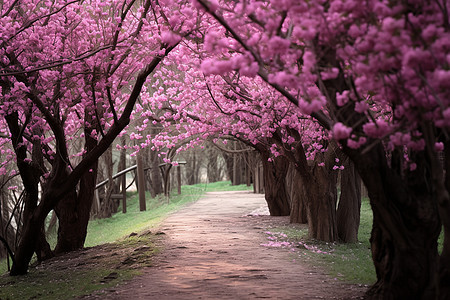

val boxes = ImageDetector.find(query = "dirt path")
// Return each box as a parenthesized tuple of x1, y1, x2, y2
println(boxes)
(89, 191, 366, 299)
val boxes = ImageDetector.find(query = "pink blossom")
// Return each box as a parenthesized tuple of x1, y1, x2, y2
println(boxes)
(332, 122, 352, 140)
(363, 120, 391, 138)
(354, 101, 369, 113)
(347, 137, 367, 149)
(435, 142, 444, 152)
(161, 31, 181, 46)
(269, 36, 291, 54)
(336, 90, 349, 106)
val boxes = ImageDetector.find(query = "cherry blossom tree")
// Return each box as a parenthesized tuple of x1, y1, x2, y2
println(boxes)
(192, 0, 450, 298)
(0, 0, 193, 275)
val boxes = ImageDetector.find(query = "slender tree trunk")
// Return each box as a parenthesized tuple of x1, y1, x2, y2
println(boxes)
(151, 149, 163, 196)
(137, 151, 147, 210)
(223, 151, 234, 184)
(118, 137, 127, 213)
(337, 158, 361, 243)
(98, 146, 118, 218)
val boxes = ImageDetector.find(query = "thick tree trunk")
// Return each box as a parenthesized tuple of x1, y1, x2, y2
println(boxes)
(438, 140, 450, 299)
(54, 125, 98, 253)
(345, 144, 440, 299)
(260, 151, 290, 216)
(10, 210, 44, 275)
(337, 158, 361, 243)
(53, 189, 85, 253)
(305, 161, 338, 242)
(286, 164, 307, 224)
(36, 225, 53, 261)
(288, 139, 338, 242)
(54, 161, 97, 253)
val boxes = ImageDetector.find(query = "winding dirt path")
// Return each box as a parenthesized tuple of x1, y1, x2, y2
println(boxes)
(92, 191, 366, 299)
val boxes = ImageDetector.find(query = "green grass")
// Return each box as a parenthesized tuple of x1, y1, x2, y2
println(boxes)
(204, 181, 254, 192)
(267, 197, 376, 285)
(85, 181, 251, 246)
(0, 263, 138, 300)
(85, 185, 202, 246)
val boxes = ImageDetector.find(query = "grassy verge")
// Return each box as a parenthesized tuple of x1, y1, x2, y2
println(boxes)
(262, 197, 376, 285)
(0, 181, 250, 299)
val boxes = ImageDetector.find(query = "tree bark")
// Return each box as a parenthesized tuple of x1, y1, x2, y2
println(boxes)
(304, 159, 338, 242)
(287, 164, 307, 224)
(260, 150, 290, 216)
(150, 149, 163, 196)
(9, 209, 44, 275)
(118, 137, 127, 213)
(98, 146, 118, 218)
(337, 158, 361, 243)
(53, 188, 86, 253)
(54, 146, 98, 253)
(286, 137, 338, 242)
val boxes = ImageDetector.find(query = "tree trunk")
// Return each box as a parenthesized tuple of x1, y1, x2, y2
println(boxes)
(337, 158, 361, 243)
(53, 189, 86, 253)
(10, 209, 44, 275)
(54, 160, 98, 254)
(36, 225, 53, 261)
(288, 138, 338, 242)
(438, 140, 450, 299)
(54, 125, 98, 253)
(223, 151, 234, 184)
(260, 151, 290, 216)
(304, 161, 338, 242)
(98, 146, 118, 218)
(118, 137, 127, 213)
(151, 149, 163, 196)
(287, 164, 307, 224)
(345, 144, 440, 299)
